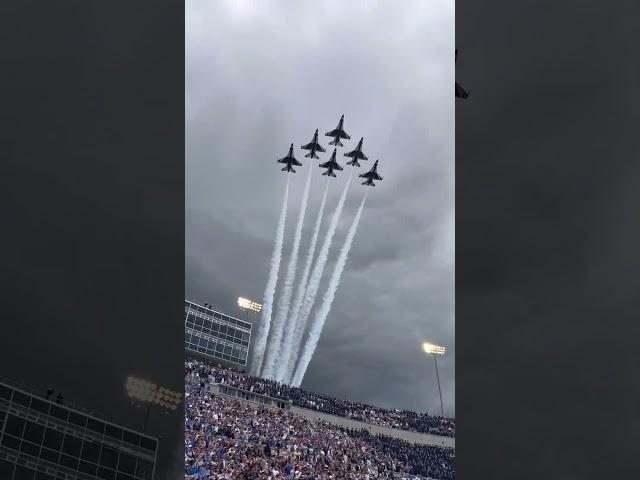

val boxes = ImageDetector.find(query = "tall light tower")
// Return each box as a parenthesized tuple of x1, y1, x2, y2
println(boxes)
(422, 342, 446, 417)
(125, 376, 182, 433)
(237, 296, 262, 323)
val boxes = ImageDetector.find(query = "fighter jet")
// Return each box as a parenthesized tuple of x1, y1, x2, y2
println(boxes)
(359, 160, 383, 187)
(344, 137, 368, 167)
(325, 114, 351, 147)
(277, 143, 302, 173)
(319, 148, 343, 177)
(301, 129, 326, 159)
(455, 49, 470, 99)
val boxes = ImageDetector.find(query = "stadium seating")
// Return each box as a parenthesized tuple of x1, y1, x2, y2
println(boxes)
(185, 358, 456, 479)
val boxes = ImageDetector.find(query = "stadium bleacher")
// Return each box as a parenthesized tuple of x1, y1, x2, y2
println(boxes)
(185, 358, 455, 479)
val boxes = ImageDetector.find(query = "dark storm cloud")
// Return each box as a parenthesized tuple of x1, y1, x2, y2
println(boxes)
(2, 2, 184, 478)
(456, 0, 640, 477)
(186, 0, 455, 415)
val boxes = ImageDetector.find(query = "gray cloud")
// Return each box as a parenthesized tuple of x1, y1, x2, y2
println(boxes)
(186, 0, 455, 415)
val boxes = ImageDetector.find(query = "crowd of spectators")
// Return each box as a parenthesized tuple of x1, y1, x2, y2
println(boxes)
(185, 359, 455, 438)
(340, 428, 455, 480)
(185, 381, 455, 480)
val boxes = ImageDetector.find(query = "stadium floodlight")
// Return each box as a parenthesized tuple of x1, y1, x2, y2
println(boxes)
(422, 342, 446, 417)
(237, 296, 262, 313)
(126, 376, 182, 432)
(422, 342, 446, 356)
(125, 377, 182, 410)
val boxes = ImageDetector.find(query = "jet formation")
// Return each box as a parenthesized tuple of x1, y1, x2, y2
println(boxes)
(275, 115, 383, 186)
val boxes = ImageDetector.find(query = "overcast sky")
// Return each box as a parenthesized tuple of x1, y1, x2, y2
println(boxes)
(186, 0, 455, 416)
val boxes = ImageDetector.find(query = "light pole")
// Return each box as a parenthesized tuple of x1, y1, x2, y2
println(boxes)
(125, 376, 183, 433)
(422, 342, 446, 417)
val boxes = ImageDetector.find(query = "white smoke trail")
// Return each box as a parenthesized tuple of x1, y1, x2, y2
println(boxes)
(275, 178, 330, 382)
(261, 167, 313, 379)
(286, 170, 353, 383)
(250, 176, 290, 376)
(292, 189, 368, 387)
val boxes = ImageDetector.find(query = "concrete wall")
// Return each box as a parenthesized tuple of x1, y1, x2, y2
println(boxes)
(209, 383, 292, 411)
(290, 406, 455, 449)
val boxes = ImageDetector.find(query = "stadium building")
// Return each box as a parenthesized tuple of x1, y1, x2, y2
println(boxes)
(0, 380, 158, 480)
(184, 299, 251, 367)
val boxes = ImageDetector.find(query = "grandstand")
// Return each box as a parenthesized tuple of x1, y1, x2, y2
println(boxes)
(185, 357, 455, 479)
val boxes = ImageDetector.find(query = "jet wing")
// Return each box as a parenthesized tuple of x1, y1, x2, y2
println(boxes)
(316, 144, 326, 152)
(301, 142, 314, 150)
(374, 173, 383, 180)
(339, 131, 351, 140)
(277, 157, 288, 164)
(292, 158, 302, 166)
(320, 160, 342, 170)
(325, 128, 340, 137)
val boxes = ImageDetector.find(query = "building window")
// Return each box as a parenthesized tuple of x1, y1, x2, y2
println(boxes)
(62, 434, 82, 457)
(100, 446, 119, 469)
(79, 460, 98, 476)
(117, 453, 136, 474)
(49, 405, 68, 421)
(122, 431, 140, 447)
(5, 414, 26, 437)
(140, 437, 157, 452)
(13, 465, 36, 480)
(60, 454, 79, 470)
(0, 460, 14, 478)
(69, 411, 87, 428)
(87, 418, 105, 435)
(23, 421, 45, 445)
(12, 391, 31, 407)
(1, 434, 20, 450)
(105, 424, 123, 441)
(29, 398, 50, 415)
(40, 447, 60, 463)
(81, 440, 101, 463)
(20, 439, 41, 457)
(97, 466, 116, 480)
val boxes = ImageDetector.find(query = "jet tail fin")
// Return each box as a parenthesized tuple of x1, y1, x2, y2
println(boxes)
(347, 159, 360, 167)
(305, 152, 319, 159)
(329, 139, 343, 147)
(282, 166, 296, 173)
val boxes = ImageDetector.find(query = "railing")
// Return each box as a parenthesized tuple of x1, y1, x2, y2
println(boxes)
(0, 376, 104, 420)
